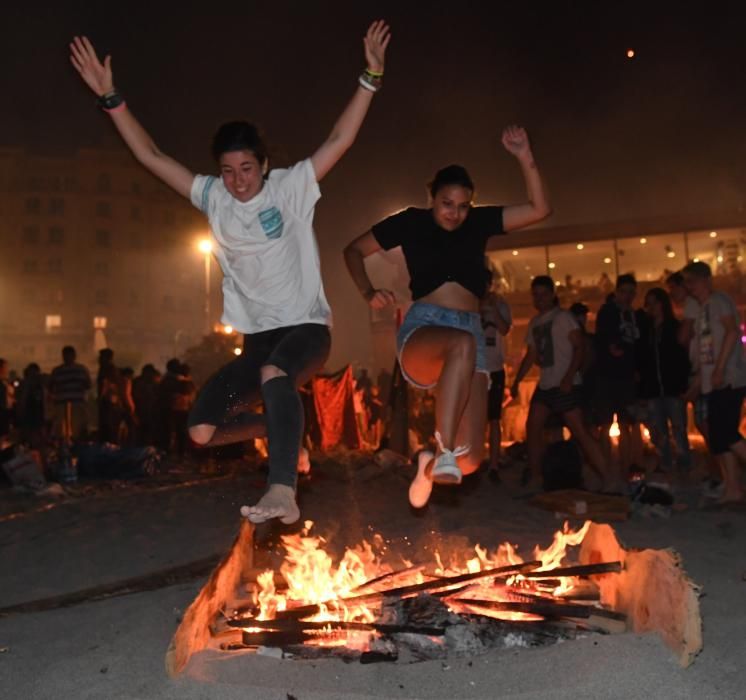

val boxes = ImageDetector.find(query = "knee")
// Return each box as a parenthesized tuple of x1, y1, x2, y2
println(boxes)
(260, 364, 288, 384)
(189, 423, 215, 446)
(445, 331, 476, 365)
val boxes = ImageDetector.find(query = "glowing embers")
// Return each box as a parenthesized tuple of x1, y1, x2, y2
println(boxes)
(223, 520, 624, 660)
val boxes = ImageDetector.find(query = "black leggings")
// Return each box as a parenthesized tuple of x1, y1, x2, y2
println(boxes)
(188, 323, 331, 486)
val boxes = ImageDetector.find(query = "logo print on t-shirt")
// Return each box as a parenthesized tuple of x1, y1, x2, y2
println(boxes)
(259, 207, 284, 240)
(532, 319, 555, 368)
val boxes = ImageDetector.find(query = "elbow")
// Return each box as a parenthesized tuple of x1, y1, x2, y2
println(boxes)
(535, 202, 553, 221)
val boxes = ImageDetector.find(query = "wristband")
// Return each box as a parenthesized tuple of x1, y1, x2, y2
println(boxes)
(97, 90, 125, 112)
(365, 68, 384, 78)
(358, 72, 381, 93)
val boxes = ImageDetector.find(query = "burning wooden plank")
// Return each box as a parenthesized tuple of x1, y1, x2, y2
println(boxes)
(579, 523, 702, 667)
(165, 519, 254, 677)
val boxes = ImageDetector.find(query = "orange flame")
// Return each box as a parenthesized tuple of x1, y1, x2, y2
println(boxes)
(250, 520, 595, 642)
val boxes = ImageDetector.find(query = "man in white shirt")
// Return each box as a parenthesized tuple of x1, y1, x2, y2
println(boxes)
(70, 22, 391, 524)
(684, 261, 746, 503)
(511, 276, 608, 489)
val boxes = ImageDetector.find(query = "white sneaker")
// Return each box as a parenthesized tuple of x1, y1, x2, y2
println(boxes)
(432, 451, 463, 484)
(431, 431, 469, 485)
(409, 450, 434, 508)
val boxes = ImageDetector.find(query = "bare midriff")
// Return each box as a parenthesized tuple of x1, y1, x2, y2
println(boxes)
(418, 281, 479, 313)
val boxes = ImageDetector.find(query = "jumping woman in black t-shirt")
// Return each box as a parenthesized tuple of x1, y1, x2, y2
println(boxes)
(344, 126, 551, 507)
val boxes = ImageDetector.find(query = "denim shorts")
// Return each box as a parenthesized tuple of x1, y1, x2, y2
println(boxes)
(396, 302, 488, 389)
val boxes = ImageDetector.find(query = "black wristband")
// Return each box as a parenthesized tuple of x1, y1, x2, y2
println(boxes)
(97, 90, 124, 111)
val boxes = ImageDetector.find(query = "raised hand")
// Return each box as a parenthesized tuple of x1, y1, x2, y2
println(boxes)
(363, 20, 391, 73)
(501, 125, 532, 160)
(70, 36, 113, 96)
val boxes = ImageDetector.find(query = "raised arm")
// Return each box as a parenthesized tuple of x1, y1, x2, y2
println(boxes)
(310, 21, 391, 182)
(500, 126, 552, 232)
(343, 231, 396, 309)
(69, 36, 194, 199)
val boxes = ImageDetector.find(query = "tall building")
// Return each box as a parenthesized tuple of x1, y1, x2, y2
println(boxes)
(0, 147, 217, 373)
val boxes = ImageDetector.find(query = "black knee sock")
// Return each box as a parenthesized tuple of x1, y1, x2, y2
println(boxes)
(261, 375, 303, 488)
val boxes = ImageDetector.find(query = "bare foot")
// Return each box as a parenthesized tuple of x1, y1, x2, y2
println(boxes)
(240, 484, 300, 524)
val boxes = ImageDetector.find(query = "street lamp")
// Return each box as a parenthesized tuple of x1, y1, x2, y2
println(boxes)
(197, 238, 213, 335)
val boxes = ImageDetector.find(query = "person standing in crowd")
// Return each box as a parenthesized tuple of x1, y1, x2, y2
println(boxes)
(638, 288, 692, 473)
(172, 363, 196, 459)
(510, 276, 608, 490)
(344, 125, 551, 508)
(132, 364, 160, 445)
(96, 348, 122, 443)
(593, 274, 644, 475)
(480, 273, 512, 477)
(156, 358, 183, 453)
(49, 346, 92, 441)
(71, 21, 391, 524)
(683, 262, 746, 503)
(118, 367, 137, 444)
(16, 363, 47, 448)
(0, 359, 16, 441)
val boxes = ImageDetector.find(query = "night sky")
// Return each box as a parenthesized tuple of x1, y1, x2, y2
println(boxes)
(3, 1, 746, 364)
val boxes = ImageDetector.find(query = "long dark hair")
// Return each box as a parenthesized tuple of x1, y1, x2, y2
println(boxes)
(645, 287, 674, 323)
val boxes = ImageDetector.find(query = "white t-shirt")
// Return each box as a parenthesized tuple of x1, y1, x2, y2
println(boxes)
(190, 159, 331, 334)
(526, 307, 581, 389)
(481, 297, 511, 372)
(692, 291, 746, 394)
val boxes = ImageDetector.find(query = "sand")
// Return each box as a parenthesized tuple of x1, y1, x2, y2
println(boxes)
(1, 452, 745, 699)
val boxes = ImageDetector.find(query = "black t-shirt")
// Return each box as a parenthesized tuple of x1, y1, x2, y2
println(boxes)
(371, 206, 504, 300)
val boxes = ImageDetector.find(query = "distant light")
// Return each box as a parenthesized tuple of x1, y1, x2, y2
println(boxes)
(512, 250, 519, 256)
(223, 325, 234, 335)
(555, 281, 561, 286)
(640, 238, 647, 244)
(626, 49, 635, 59)
(548, 262, 556, 269)
(717, 255, 724, 263)
(524, 265, 531, 270)
(576, 243, 584, 250)
(709, 231, 718, 238)
(693, 257, 700, 262)
(233, 347, 242, 356)
(604, 257, 612, 264)
(198, 238, 213, 254)
(667, 251, 676, 258)
(738, 256, 743, 262)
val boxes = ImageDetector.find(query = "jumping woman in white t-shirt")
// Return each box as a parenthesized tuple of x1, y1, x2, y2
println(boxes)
(344, 128, 551, 508)
(70, 21, 391, 524)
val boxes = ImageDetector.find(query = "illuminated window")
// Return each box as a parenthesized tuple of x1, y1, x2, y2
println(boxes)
(93, 316, 107, 329)
(45, 315, 62, 331)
